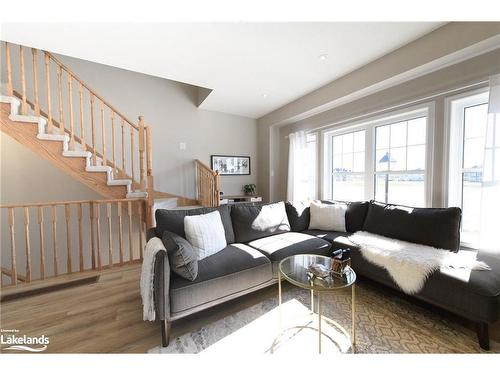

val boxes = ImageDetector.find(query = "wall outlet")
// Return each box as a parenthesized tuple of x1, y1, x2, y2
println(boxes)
(179, 142, 186, 150)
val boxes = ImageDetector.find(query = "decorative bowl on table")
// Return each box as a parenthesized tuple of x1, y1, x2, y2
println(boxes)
(307, 263, 330, 279)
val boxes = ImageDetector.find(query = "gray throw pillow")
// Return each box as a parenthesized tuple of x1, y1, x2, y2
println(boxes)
(161, 231, 198, 281)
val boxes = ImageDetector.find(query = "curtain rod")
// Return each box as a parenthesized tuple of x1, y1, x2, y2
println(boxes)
(284, 79, 489, 138)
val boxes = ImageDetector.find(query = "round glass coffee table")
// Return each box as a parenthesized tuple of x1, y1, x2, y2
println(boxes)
(278, 254, 356, 353)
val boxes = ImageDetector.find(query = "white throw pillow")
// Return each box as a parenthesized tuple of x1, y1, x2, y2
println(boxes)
(308, 201, 347, 232)
(184, 211, 227, 260)
(251, 201, 291, 233)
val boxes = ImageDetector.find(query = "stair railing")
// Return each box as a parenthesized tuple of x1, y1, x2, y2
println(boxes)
(3, 41, 154, 198)
(0, 198, 147, 287)
(195, 159, 220, 207)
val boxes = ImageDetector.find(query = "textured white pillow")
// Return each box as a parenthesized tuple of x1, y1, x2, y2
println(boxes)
(308, 201, 347, 232)
(251, 201, 291, 233)
(184, 211, 227, 260)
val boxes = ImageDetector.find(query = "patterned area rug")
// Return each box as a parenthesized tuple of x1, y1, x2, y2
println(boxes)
(149, 281, 499, 354)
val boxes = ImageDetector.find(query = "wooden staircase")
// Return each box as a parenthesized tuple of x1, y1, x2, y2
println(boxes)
(1, 96, 134, 199)
(0, 41, 218, 292)
(1, 42, 154, 200)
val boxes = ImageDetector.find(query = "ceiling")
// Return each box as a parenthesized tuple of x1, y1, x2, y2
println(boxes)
(2, 22, 443, 119)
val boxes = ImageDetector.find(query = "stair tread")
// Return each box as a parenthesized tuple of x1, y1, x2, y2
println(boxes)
(37, 133, 67, 141)
(63, 150, 92, 157)
(108, 179, 132, 186)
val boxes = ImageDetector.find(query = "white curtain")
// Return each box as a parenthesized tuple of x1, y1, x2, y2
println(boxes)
(479, 74, 500, 253)
(287, 130, 316, 202)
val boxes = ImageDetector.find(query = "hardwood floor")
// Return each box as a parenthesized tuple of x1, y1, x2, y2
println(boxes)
(1, 264, 499, 353)
(0, 264, 277, 353)
(1, 264, 157, 353)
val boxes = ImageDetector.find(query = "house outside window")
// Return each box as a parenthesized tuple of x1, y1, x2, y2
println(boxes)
(330, 130, 366, 201)
(374, 116, 427, 207)
(324, 105, 432, 207)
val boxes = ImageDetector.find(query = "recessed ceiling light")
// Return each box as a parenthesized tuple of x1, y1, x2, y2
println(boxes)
(262, 93, 268, 98)
(319, 54, 328, 61)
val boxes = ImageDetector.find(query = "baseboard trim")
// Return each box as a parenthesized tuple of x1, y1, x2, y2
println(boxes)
(1, 275, 100, 302)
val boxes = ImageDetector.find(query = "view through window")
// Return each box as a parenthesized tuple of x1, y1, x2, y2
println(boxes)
(462, 104, 488, 244)
(374, 117, 427, 207)
(331, 130, 365, 201)
(327, 108, 429, 207)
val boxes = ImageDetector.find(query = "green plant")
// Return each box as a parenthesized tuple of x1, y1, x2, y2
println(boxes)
(243, 183, 257, 195)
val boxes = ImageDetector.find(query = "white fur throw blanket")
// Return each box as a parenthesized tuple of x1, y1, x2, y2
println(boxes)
(140, 237, 166, 321)
(347, 231, 490, 294)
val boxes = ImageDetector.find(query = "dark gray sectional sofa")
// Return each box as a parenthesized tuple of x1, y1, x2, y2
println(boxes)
(148, 200, 500, 350)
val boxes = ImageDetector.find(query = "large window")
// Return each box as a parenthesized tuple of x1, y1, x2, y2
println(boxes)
(448, 91, 489, 246)
(331, 130, 365, 201)
(374, 117, 427, 207)
(326, 106, 430, 206)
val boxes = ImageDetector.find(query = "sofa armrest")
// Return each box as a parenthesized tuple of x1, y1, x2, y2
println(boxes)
(153, 250, 171, 320)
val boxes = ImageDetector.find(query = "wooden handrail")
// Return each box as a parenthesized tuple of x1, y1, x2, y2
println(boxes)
(195, 160, 220, 207)
(12, 89, 138, 184)
(45, 51, 139, 130)
(6, 41, 153, 188)
(195, 159, 218, 176)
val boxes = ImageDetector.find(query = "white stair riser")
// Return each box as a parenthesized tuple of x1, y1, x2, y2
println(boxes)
(2, 95, 146, 197)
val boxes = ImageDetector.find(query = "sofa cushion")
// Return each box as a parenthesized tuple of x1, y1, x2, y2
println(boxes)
(169, 244, 272, 314)
(231, 201, 291, 243)
(162, 231, 198, 281)
(302, 229, 348, 243)
(184, 210, 227, 260)
(321, 200, 369, 233)
(331, 236, 500, 322)
(285, 200, 368, 233)
(155, 205, 235, 244)
(285, 201, 310, 232)
(309, 200, 347, 231)
(247, 232, 331, 262)
(362, 201, 461, 251)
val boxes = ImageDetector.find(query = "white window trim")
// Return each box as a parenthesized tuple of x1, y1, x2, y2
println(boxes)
(443, 87, 489, 208)
(444, 88, 489, 248)
(322, 103, 434, 206)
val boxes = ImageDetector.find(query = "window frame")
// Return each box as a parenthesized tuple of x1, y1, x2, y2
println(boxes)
(444, 88, 489, 248)
(305, 132, 319, 200)
(323, 103, 434, 207)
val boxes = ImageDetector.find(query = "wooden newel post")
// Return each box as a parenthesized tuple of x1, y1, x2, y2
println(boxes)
(138, 116, 146, 191)
(145, 125, 154, 228)
(214, 171, 221, 207)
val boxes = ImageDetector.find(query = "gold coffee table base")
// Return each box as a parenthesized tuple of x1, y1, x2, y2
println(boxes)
(278, 255, 356, 354)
